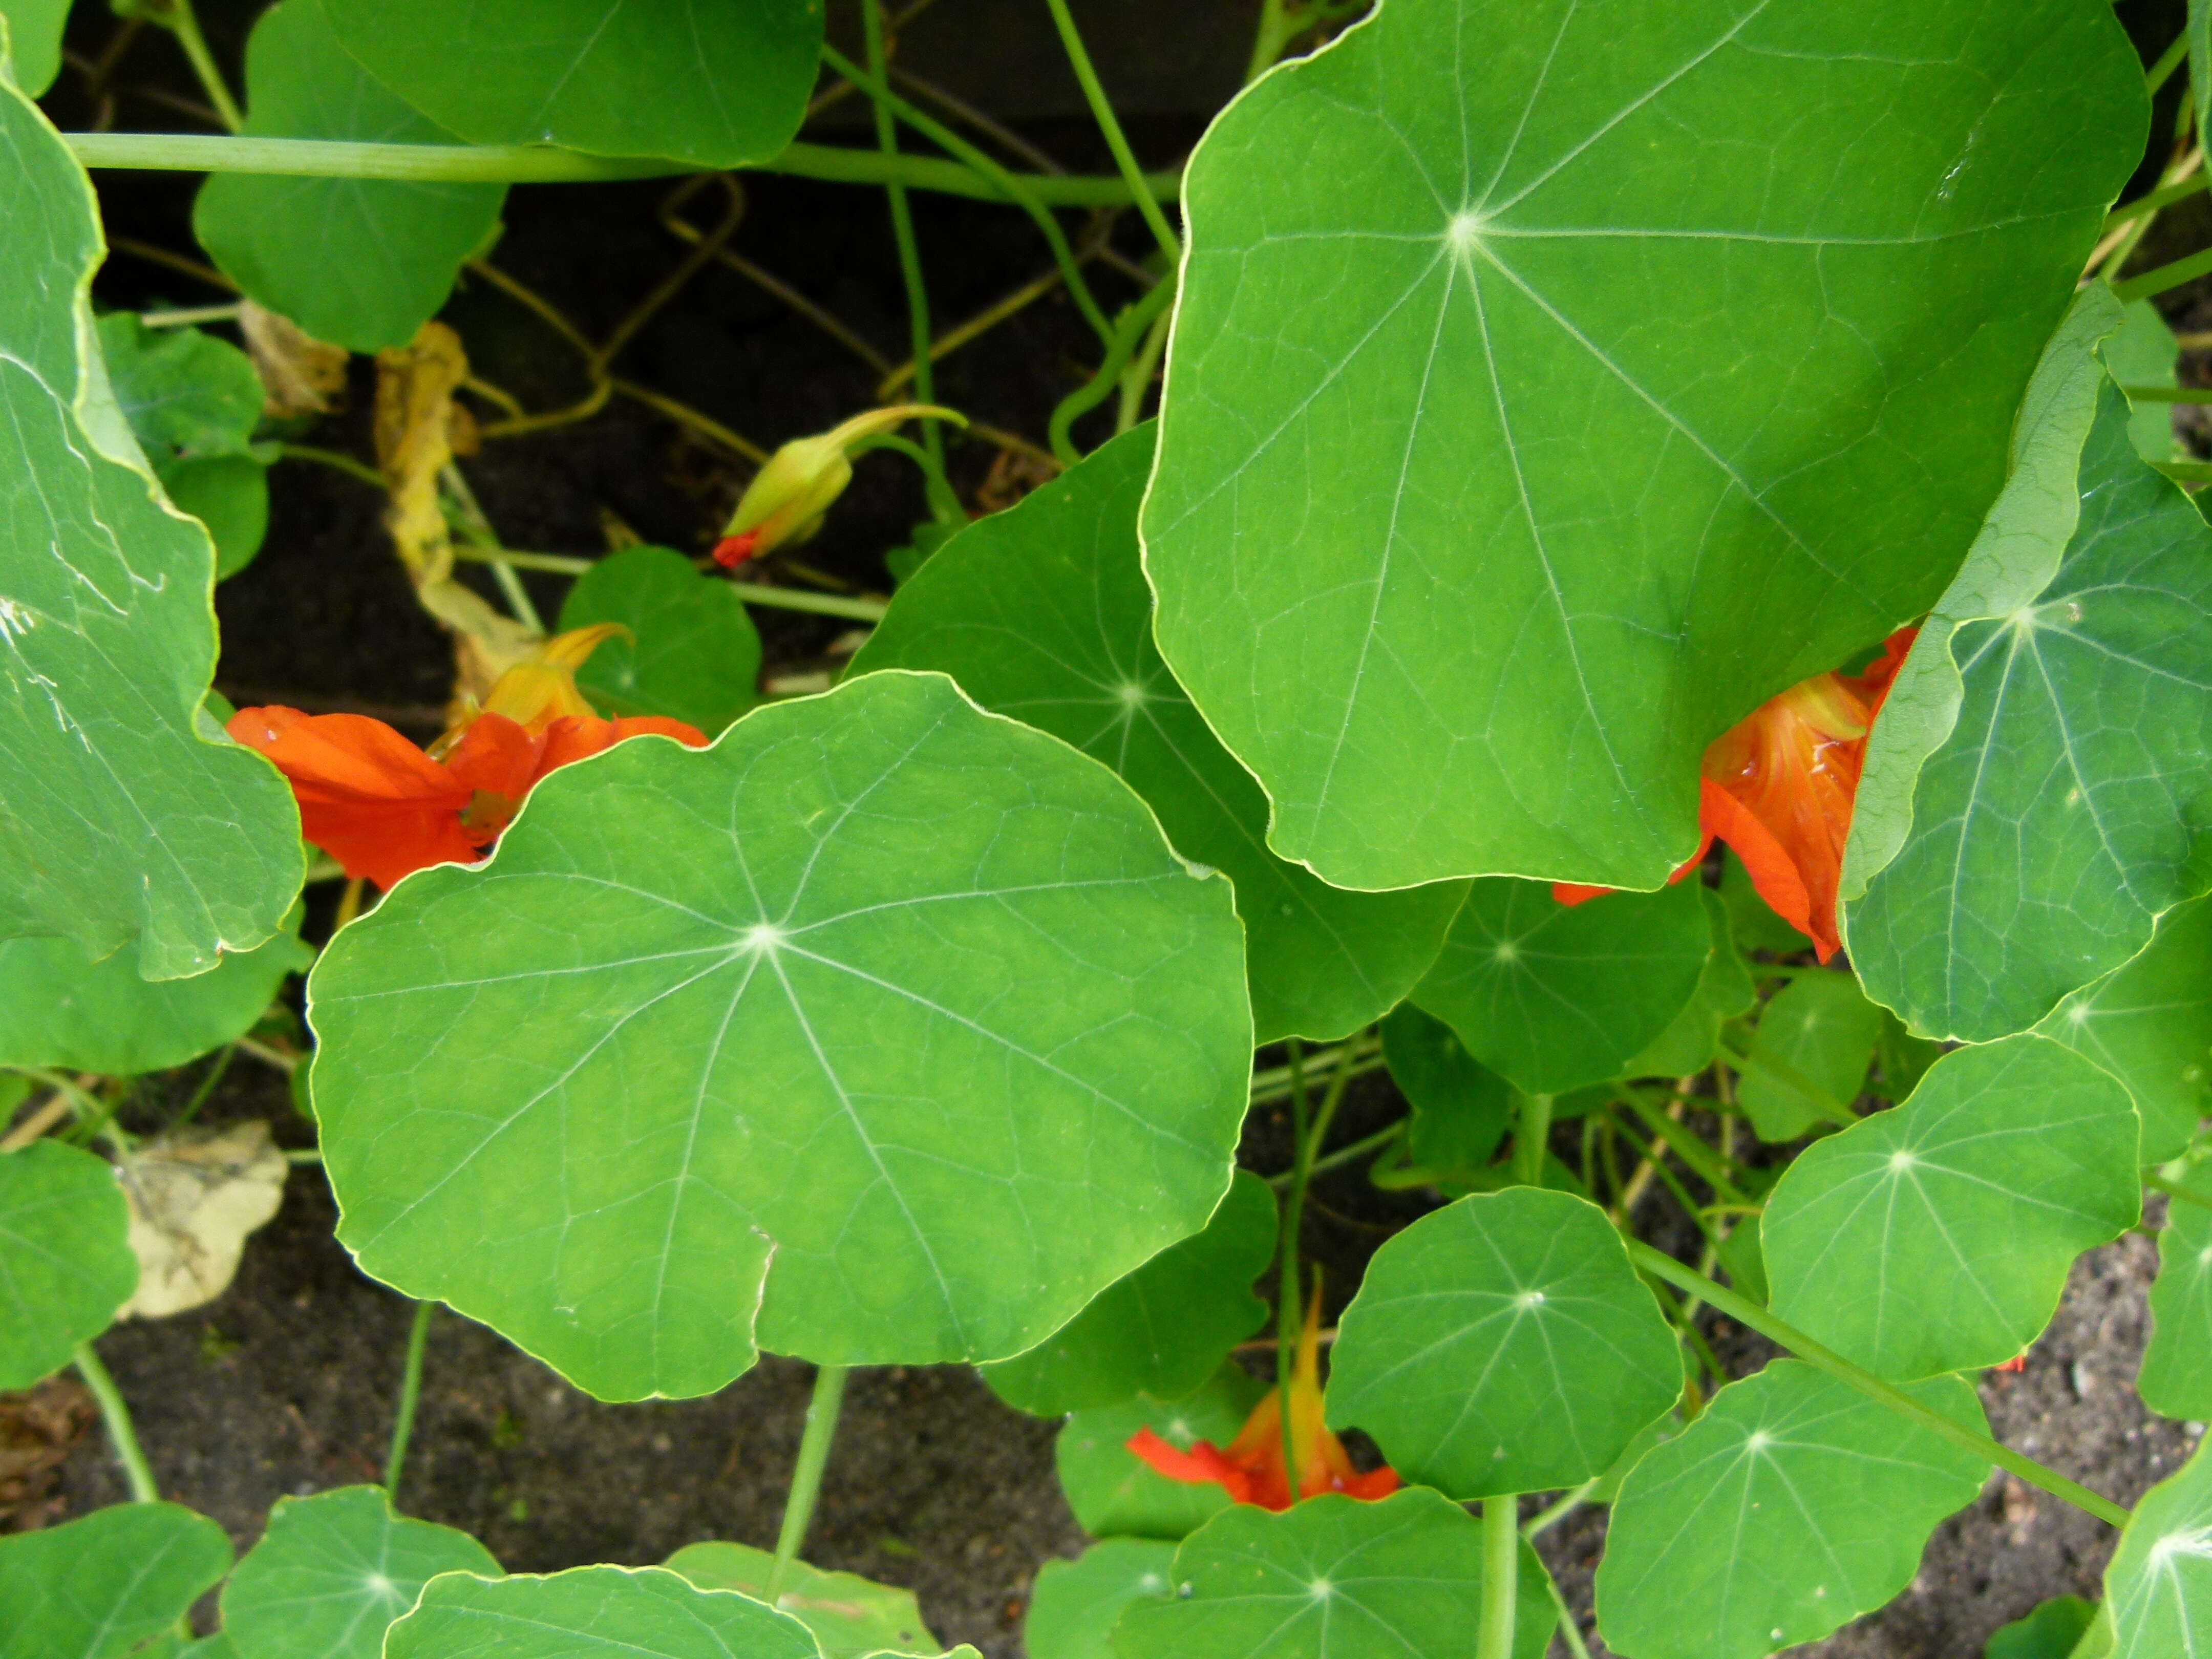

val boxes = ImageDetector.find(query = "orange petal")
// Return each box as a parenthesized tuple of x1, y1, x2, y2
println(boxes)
(1126, 1429, 1255, 1504)
(1698, 774, 1831, 958)
(1339, 1466, 1402, 1500)
(443, 711, 542, 801)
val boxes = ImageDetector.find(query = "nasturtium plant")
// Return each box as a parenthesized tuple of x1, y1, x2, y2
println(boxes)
(2104, 1435, 2212, 1659)
(2141, 1163, 2212, 1422)
(0, 1140, 138, 1389)
(1379, 1002, 1513, 1173)
(1734, 968, 1883, 1141)
(384, 1566, 818, 1659)
(0, 0, 67, 96)
(665, 1541, 941, 1659)
(559, 547, 763, 736)
(1024, 1539, 1177, 1659)
(0, 1501, 234, 1659)
(1623, 887, 1754, 1080)
(1056, 1368, 1267, 1541)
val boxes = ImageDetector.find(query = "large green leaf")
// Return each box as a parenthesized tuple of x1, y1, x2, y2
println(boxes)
(559, 548, 762, 736)
(665, 1541, 940, 1659)
(1624, 886, 1754, 1079)
(851, 427, 1465, 1044)
(1735, 970, 1884, 1141)
(384, 1566, 818, 1659)
(1594, 1362, 1989, 1659)
(981, 1168, 1274, 1416)
(0, 72, 302, 979)
(1763, 1035, 2138, 1379)
(1111, 1488, 1554, 1659)
(1325, 1187, 1679, 1496)
(1142, 0, 2142, 892)
(0, 1141, 138, 1389)
(1025, 1540, 1176, 1659)
(1056, 1366, 1266, 1541)
(0, 2, 67, 94)
(1410, 878, 1708, 1094)
(1844, 296, 2212, 1042)
(2105, 1434, 2212, 1658)
(2040, 895, 2212, 1164)
(221, 1486, 500, 1659)
(194, 0, 507, 352)
(0, 905, 309, 1074)
(322, 0, 823, 169)
(309, 670, 1251, 1401)
(2141, 1164, 2212, 1423)
(0, 1502, 235, 1659)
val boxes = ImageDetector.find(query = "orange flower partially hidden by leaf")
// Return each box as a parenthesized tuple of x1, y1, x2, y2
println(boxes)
(1551, 629, 1917, 962)
(1126, 1288, 1398, 1512)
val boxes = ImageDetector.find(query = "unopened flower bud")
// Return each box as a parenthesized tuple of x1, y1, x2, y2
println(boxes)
(713, 405, 961, 566)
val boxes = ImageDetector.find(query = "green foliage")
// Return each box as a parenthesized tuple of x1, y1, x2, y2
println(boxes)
(2141, 1164, 2212, 1422)
(1411, 878, 1709, 1094)
(665, 1541, 941, 1658)
(559, 548, 762, 735)
(0, 0, 67, 95)
(0, 1141, 138, 1389)
(2105, 1434, 2212, 1658)
(220, 1486, 500, 1659)
(1735, 970, 1883, 1141)
(0, 70, 302, 979)
(1718, 850, 1813, 959)
(1024, 1540, 1176, 1659)
(384, 1566, 817, 1659)
(322, 0, 824, 169)
(1326, 1188, 1681, 1497)
(310, 672, 1252, 1400)
(0, 1502, 234, 1659)
(1624, 887, 1755, 1079)
(195, 0, 507, 352)
(1986, 1596, 2099, 1659)
(852, 427, 1466, 1044)
(1763, 1036, 2139, 1379)
(2107, 300, 2181, 462)
(1380, 1003, 1513, 1172)
(982, 1169, 1275, 1416)
(1596, 1363, 1990, 1659)
(1055, 1367, 1264, 1540)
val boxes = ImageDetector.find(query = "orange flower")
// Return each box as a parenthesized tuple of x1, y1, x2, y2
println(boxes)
(230, 627, 708, 889)
(1126, 1288, 1398, 1512)
(1554, 629, 1917, 962)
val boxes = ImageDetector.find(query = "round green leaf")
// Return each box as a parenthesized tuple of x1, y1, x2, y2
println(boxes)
(1735, 969, 1884, 1141)
(97, 314, 265, 466)
(385, 1566, 817, 1659)
(982, 1168, 1275, 1416)
(2105, 1434, 2212, 1658)
(165, 456, 272, 582)
(194, 0, 507, 352)
(1986, 1596, 2100, 1659)
(2041, 895, 2212, 1164)
(0, 905, 310, 1074)
(1112, 1488, 1554, 1659)
(1623, 886, 1754, 1079)
(1410, 877, 1708, 1094)
(851, 426, 1466, 1044)
(309, 670, 1252, 1400)
(1056, 1366, 1266, 1541)
(1025, 1540, 1176, 1659)
(322, 0, 823, 169)
(1594, 1361, 1989, 1659)
(558, 548, 762, 735)
(2141, 1164, 2212, 1424)
(1381, 1002, 1512, 1173)
(1763, 1035, 2139, 1380)
(1, 1, 69, 95)
(0, 1502, 234, 1659)
(0, 1141, 138, 1389)
(1143, 0, 2142, 892)
(221, 1486, 500, 1659)
(0, 73, 303, 979)
(665, 1541, 940, 1659)
(1326, 1187, 1679, 1497)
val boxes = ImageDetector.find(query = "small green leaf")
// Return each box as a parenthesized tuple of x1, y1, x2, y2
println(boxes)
(982, 1169, 1275, 1417)
(165, 456, 271, 581)
(0, 1, 67, 94)
(1594, 1361, 1989, 1659)
(1763, 1035, 2139, 1379)
(321, 0, 824, 169)
(1735, 971, 1883, 1141)
(1411, 878, 1708, 1094)
(0, 1141, 138, 1389)
(851, 426, 1466, 1044)
(1326, 1188, 1680, 1498)
(97, 314, 265, 464)
(1025, 1540, 1177, 1659)
(385, 1566, 818, 1659)
(194, 0, 507, 352)
(1986, 1596, 2099, 1659)
(310, 671, 1252, 1400)
(222, 1486, 500, 1659)
(2107, 300, 2180, 463)
(0, 1502, 234, 1659)
(2105, 1433, 2212, 1657)
(2040, 895, 2212, 1163)
(1112, 1488, 1554, 1659)
(665, 1541, 941, 1659)
(1623, 887, 1754, 1079)
(1381, 1003, 1513, 1173)
(2141, 1164, 2212, 1423)
(0, 905, 310, 1074)
(1056, 1367, 1265, 1541)
(558, 548, 762, 736)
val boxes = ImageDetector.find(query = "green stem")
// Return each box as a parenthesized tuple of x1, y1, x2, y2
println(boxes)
(861, 4, 942, 472)
(1041, 0, 1180, 262)
(2153, 459, 2212, 485)
(1513, 1091, 1553, 1186)
(171, 1045, 234, 1132)
(1116, 300, 1173, 433)
(771, 1364, 850, 1599)
(152, 0, 245, 133)
(74, 1343, 158, 1503)
(1277, 1039, 1311, 1500)
(1273, 1118, 1405, 1186)
(1614, 1093, 1750, 1207)
(384, 1301, 435, 1499)
(279, 442, 385, 490)
(849, 433, 964, 524)
(440, 545, 893, 620)
(2149, 31, 2193, 96)
(1717, 1038, 1858, 1124)
(2147, 1171, 2212, 1214)
(2104, 171, 2210, 235)
(1049, 276, 1178, 462)
(2114, 245, 2212, 303)
(1477, 1495, 1520, 1659)
(64, 132, 1178, 205)
(141, 301, 245, 329)
(2119, 384, 2212, 403)
(1522, 1478, 1597, 1540)
(1624, 1240, 2132, 1528)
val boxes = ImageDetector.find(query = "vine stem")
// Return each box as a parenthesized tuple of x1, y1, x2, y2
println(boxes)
(1048, 275, 1177, 462)
(1477, 1495, 1520, 1659)
(1512, 1091, 1552, 1186)
(152, 0, 245, 133)
(74, 1343, 158, 1503)
(770, 1364, 850, 1600)
(1624, 1240, 2132, 1529)
(1277, 1040, 1311, 1498)
(860, 3, 942, 470)
(384, 1301, 435, 1499)
(1040, 0, 1180, 262)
